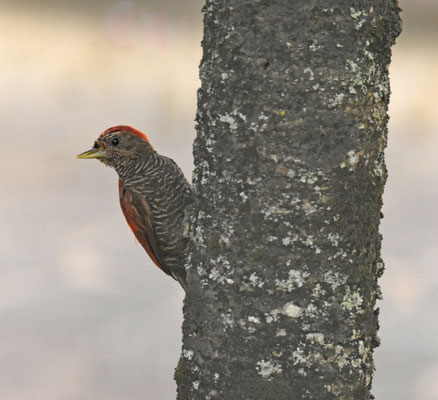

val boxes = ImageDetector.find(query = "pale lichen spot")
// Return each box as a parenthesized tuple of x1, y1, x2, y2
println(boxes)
(302, 200, 318, 215)
(205, 138, 216, 153)
(327, 232, 340, 247)
(324, 271, 347, 290)
(291, 347, 307, 366)
(256, 360, 283, 378)
(282, 302, 302, 318)
(328, 92, 345, 108)
(208, 267, 222, 282)
(306, 333, 325, 345)
(303, 67, 314, 81)
(258, 112, 269, 121)
(219, 114, 237, 132)
(373, 158, 385, 177)
(221, 312, 235, 328)
(265, 314, 274, 324)
(350, 8, 362, 19)
(239, 191, 248, 201)
(309, 42, 321, 52)
(312, 283, 326, 297)
(347, 150, 360, 166)
(358, 340, 366, 356)
(342, 287, 364, 311)
(287, 169, 296, 178)
(364, 49, 374, 60)
(350, 7, 371, 30)
(183, 349, 194, 360)
(276, 269, 309, 292)
(249, 273, 265, 288)
(196, 265, 207, 277)
(282, 235, 298, 246)
(265, 309, 280, 323)
(304, 236, 314, 247)
(305, 303, 318, 317)
(351, 329, 361, 340)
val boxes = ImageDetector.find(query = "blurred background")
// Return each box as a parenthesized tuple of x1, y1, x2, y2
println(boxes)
(0, 1, 436, 399)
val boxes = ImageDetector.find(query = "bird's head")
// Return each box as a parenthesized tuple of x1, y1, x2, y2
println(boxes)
(77, 125, 154, 168)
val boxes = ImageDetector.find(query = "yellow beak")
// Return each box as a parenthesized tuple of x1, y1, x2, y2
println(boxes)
(76, 147, 107, 159)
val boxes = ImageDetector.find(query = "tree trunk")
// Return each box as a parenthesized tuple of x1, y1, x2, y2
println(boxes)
(176, 1, 401, 399)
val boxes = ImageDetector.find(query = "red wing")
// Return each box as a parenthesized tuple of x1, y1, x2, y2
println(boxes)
(118, 180, 170, 276)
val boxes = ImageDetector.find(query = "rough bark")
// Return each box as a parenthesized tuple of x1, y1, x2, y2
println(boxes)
(176, 1, 401, 399)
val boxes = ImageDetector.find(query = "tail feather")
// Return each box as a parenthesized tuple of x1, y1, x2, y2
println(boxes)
(175, 274, 188, 293)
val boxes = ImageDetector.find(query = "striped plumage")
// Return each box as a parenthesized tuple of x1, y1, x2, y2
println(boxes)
(77, 125, 193, 291)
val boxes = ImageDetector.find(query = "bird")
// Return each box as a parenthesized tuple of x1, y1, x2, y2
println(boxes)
(77, 125, 193, 291)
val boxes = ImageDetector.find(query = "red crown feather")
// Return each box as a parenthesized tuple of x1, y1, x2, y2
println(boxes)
(99, 125, 149, 142)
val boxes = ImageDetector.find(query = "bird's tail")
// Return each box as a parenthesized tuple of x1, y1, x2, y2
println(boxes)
(175, 275, 188, 293)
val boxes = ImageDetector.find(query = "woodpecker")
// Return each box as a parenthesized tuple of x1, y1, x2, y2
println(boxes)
(77, 125, 193, 291)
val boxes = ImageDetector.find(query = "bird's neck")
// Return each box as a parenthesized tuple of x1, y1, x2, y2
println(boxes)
(115, 151, 160, 186)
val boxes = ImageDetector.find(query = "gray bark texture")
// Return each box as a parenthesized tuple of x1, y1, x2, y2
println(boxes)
(176, 1, 401, 399)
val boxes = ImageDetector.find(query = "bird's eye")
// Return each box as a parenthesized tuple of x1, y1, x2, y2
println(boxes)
(111, 137, 120, 146)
